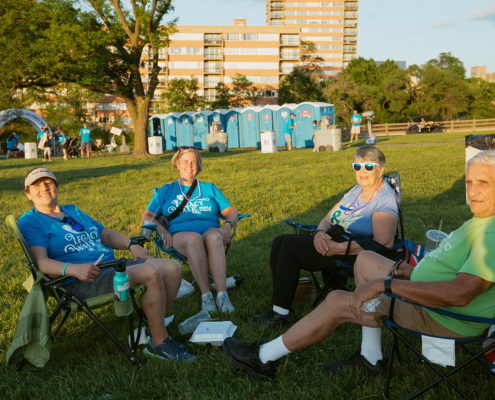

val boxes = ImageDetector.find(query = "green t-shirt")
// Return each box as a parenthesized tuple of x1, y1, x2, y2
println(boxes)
(410, 216, 495, 337)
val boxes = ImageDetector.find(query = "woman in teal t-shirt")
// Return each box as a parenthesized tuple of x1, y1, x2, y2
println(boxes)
(60, 129, 69, 160)
(141, 147, 239, 314)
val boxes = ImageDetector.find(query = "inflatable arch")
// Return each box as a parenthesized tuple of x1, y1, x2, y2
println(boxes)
(0, 109, 51, 133)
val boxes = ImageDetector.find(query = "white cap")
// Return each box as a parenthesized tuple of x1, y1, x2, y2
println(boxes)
(24, 168, 57, 189)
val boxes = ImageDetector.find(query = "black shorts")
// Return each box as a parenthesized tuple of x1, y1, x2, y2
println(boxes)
(62, 144, 68, 149)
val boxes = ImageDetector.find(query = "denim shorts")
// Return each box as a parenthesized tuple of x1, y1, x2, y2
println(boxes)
(64, 258, 147, 301)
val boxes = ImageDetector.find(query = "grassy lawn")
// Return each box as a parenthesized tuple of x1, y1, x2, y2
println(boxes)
(0, 141, 492, 400)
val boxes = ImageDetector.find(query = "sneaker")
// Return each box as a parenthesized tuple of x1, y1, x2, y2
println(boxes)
(143, 337, 195, 363)
(312, 149, 316, 152)
(145, 328, 184, 349)
(222, 338, 279, 381)
(216, 293, 235, 313)
(326, 349, 388, 377)
(252, 308, 297, 327)
(202, 292, 217, 314)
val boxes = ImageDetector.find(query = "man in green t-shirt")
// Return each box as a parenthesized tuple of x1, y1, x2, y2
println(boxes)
(222, 150, 495, 381)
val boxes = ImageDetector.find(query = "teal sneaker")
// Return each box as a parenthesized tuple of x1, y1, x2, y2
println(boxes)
(144, 337, 195, 363)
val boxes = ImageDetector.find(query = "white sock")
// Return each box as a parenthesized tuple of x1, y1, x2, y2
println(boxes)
(259, 335, 291, 364)
(360, 327, 383, 366)
(272, 305, 289, 316)
(217, 291, 228, 298)
(202, 292, 213, 301)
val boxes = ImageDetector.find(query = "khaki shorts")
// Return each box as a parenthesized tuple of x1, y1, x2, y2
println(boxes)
(368, 294, 470, 338)
(351, 126, 361, 134)
(43, 147, 51, 155)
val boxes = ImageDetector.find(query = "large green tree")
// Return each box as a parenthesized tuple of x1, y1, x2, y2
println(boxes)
(0, 0, 177, 157)
(161, 77, 205, 112)
(426, 52, 466, 79)
(211, 75, 262, 109)
(278, 67, 324, 105)
(299, 40, 324, 74)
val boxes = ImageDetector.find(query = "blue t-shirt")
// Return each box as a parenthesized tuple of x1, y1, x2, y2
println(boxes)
(80, 128, 92, 142)
(37, 131, 44, 140)
(351, 115, 362, 127)
(18, 205, 116, 285)
(54, 132, 62, 143)
(329, 182, 398, 237)
(283, 118, 295, 135)
(61, 134, 69, 145)
(146, 181, 232, 235)
(6, 135, 19, 150)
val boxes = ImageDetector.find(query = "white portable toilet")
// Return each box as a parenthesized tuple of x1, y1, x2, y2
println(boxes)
(260, 131, 277, 153)
(148, 136, 163, 155)
(24, 142, 38, 159)
(314, 115, 341, 152)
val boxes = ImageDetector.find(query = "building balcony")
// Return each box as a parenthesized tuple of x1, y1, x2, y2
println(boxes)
(204, 81, 220, 88)
(270, 12, 283, 18)
(344, 46, 356, 53)
(271, 3, 283, 9)
(280, 53, 299, 60)
(280, 39, 299, 46)
(204, 38, 223, 46)
(345, 3, 358, 9)
(204, 95, 217, 102)
(81, 108, 95, 114)
(280, 67, 295, 74)
(157, 81, 167, 88)
(204, 67, 222, 74)
(344, 29, 357, 36)
(204, 52, 223, 60)
(345, 22, 358, 28)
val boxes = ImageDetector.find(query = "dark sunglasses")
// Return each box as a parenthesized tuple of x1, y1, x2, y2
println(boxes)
(352, 162, 380, 172)
(179, 146, 199, 150)
(61, 216, 85, 232)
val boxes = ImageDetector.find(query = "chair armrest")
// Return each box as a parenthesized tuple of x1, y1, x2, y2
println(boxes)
(384, 293, 495, 326)
(284, 220, 318, 235)
(230, 214, 252, 241)
(130, 235, 149, 246)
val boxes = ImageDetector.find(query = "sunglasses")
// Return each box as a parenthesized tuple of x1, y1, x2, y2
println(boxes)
(352, 163, 380, 172)
(179, 146, 199, 150)
(61, 216, 85, 232)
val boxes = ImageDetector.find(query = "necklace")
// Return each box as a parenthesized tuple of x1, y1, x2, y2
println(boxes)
(178, 179, 201, 200)
(344, 180, 383, 216)
(35, 207, 85, 231)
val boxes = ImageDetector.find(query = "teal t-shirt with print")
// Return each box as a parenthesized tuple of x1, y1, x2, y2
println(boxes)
(411, 216, 495, 336)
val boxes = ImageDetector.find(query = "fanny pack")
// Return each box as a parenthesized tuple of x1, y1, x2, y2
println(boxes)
(157, 180, 198, 229)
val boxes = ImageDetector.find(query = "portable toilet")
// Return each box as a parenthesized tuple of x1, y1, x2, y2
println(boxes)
(178, 112, 195, 147)
(149, 114, 167, 150)
(276, 104, 298, 147)
(294, 102, 335, 148)
(193, 110, 211, 149)
(259, 108, 275, 133)
(164, 112, 181, 150)
(209, 109, 229, 133)
(225, 108, 243, 148)
(241, 106, 263, 148)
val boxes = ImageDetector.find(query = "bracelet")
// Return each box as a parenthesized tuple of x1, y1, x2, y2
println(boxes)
(62, 263, 69, 277)
(384, 276, 393, 294)
(312, 229, 324, 238)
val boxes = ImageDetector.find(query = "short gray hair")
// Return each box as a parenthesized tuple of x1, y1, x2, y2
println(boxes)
(466, 150, 495, 172)
(353, 146, 386, 167)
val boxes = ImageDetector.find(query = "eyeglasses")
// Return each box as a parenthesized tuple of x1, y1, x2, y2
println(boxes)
(352, 163, 380, 172)
(61, 216, 85, 232)
(179, 146, 199, 150)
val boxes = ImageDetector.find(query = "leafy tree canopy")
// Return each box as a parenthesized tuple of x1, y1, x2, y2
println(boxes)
(425, 52, 466, 79)
(211, 75, 262, 109)
(161, 77, 205, 113)
(278, 67, 324, 105)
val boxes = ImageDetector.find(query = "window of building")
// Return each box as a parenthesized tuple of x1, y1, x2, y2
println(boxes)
(260, 90, 278, 98)
(345, 12, 358, 18)
(168, 61, 203, 69)
(205, 34, 221, 39)
(344, 29, 357, 35)
(169, 47, 203, 55)
(96, 103, 127, 110)
(119, 117, 133, 124)
(344, 46, 356, 52)
(158, 48, 167, 58)
(169, 33, 203, 41)
(270, 20, 283, 25)
(224, 62, 279, 70)
(343, 54, 357, 61)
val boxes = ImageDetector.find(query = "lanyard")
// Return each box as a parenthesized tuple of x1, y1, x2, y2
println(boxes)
(35, 207, 83, 228)
(177, 179, 201, 201)
(344, 180, 383, 216)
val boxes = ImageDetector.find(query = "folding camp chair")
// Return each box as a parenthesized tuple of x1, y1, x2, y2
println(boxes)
(285, 173, 405, 306)
(6, 215, 148, 371)
(382, 293, 495, 399)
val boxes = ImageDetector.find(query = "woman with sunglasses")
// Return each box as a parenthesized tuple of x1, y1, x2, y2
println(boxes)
(253, 146, 398, 326)
(141, 147, 239, 314)
(18, 168, 196, 363)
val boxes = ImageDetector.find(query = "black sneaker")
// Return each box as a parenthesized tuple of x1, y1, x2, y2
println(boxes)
(252, 308, 297, 327)
(222, 337, 279, 381)
(326, 349, 388, 377)
(144, 337, 195, 363)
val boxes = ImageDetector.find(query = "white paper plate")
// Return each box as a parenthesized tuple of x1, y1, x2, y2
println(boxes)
(189, 321, 237, 346)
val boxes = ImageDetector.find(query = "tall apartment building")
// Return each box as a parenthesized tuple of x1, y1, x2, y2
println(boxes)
(471, 66, 495, 83)
(266, 0, 358, 75)
(146, 20, 301, 110)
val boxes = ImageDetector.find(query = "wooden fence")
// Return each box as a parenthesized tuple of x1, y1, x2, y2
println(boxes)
(342, 118, 495, 137)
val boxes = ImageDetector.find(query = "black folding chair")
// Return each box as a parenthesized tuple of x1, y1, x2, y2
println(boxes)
(6, 215, 149, 371)
(382, 293, 495, 399)
(285, 172, 405, 306)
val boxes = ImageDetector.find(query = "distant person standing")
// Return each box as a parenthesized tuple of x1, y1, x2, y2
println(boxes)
(42, 128, 52, 162)
(54, 125, 62, 157)
(37, 125, 48, 145)
(79, 123, 92, 159)
(154, 126, 161, 137)
(283, 113, 297, 151)
(60, 129, 69, 160)
(6, 131, 19, 159)
(350, 110, 362, 144)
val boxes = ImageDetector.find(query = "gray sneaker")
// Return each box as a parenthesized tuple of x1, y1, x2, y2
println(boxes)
(216, 293, 235, 313)
(202, 292, 217, 313)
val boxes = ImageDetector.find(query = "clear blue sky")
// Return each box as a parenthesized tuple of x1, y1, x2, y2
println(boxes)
(164, 0, 495, 74)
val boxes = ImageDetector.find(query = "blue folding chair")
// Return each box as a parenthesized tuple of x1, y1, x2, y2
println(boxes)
(382, 293, 495, 399)
(285, 173, 406, 306)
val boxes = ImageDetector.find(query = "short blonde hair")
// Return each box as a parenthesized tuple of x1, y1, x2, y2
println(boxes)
(171, 148, 203, 174)
(466, 150, 495, 172)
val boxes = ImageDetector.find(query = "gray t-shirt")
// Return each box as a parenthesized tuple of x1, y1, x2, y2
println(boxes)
(329, 182, 398, 237)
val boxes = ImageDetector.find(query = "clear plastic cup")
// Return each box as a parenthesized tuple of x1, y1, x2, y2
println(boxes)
(178, 311, 211, 335)
(425, 230, 448, 254)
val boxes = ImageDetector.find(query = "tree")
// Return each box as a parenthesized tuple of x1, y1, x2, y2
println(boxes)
(426, 52, 466, 79)
(161, 77, 205, 112)
(278, 67, 324, 105)
(465, 78, 495, 119)
(299, 40, 324, 74)
(0, 0, 177, 157)
(211, 74, 262, 109)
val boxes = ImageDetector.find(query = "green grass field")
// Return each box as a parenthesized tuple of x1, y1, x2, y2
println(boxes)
(1, 131, 493, 399)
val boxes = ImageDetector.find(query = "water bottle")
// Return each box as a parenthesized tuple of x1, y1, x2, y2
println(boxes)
(141, 219, 156, 240)
(210, 275, 244, 291)
(114, 260, 130, 302)
(178, 311, 211, 335)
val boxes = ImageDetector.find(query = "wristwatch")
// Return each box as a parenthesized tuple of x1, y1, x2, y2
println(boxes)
(128, 238, 140, 251)
(224, 221, 233, 228)
(384, 276, 393, 294)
